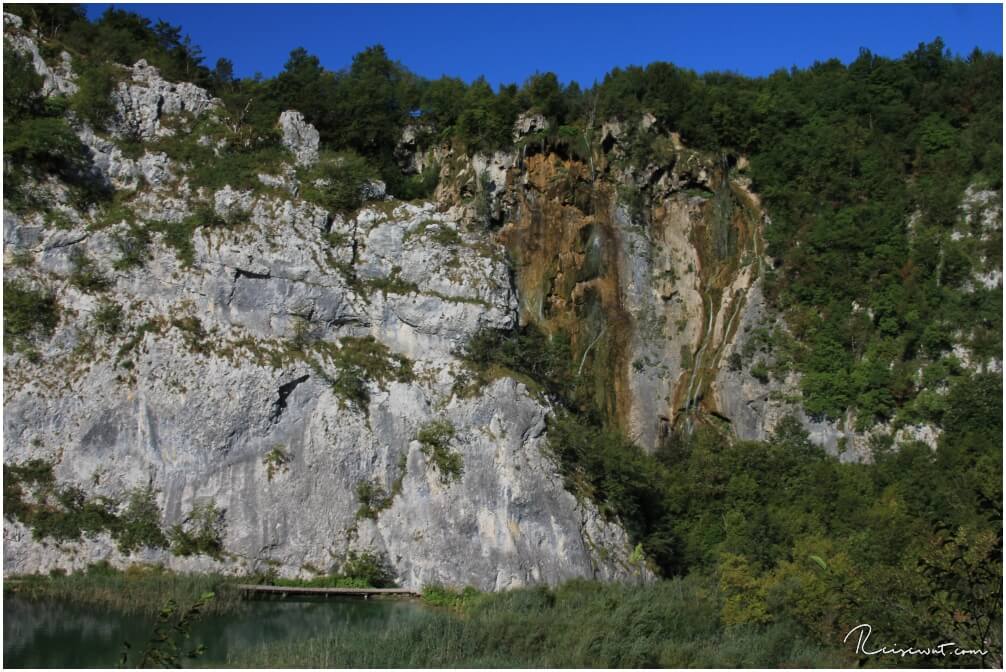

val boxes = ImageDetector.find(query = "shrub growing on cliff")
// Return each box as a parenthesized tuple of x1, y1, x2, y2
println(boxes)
(3, 47, 98, 208)
(354, 480, 392, 520)
(263, 446, 290, 481)
(3, 280, 60, 353)
(69, 248, 112, 292)
(319, 336, 414, 412)
(456, 324, 582, 409)
(92, 300, 124, 336)
(546, 410, 676, 572)
(3, 46, 44, 120)
(299, 151, 376, 214)
(3, 459, 121, 543)
(270, 550, 397, 589)
(114, 486, 168, 553)
(148, 217, 198, 267)
(111, 223, 151, 269)
(416, 420, 463, 483)
(338, 549, 396, 588)
(4, 115, 88, 176)
(168, 502, 226, 560)
(70, 58, 119, 129)
(3, 459, 56, 522)
(392, 160, 440, 201)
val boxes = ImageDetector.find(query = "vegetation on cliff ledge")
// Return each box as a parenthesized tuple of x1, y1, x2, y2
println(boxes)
(6, 4, 1000, 429)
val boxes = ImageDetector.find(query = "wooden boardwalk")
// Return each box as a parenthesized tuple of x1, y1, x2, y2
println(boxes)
(234, 584, 418, 598)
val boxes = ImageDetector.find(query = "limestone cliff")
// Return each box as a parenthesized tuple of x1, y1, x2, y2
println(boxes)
(4, 15, 1001, 583)
(416, 108, 1001, 462)
(3, 20, 642, 586)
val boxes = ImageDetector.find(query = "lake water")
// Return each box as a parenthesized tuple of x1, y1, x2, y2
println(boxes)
(4, 593, 428, 668)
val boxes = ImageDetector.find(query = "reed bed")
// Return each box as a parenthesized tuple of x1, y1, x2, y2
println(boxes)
(226, 576, 850, 668)
(4, 562, 245, 616)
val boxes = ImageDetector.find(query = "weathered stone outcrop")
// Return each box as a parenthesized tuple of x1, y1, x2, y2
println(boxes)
(4, 13, 77, 97)
(279, 110, 320, 167)
(109, 59, 220, 140)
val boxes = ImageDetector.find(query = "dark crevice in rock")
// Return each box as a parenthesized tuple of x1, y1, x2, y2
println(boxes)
(647, 166, 666, 187)
(44, 233, 89, 250)
(234, 268, 271, 280)
(270, 374, 309, 423)
(707, 410, 732, 424)
(601, 132, 617, 155)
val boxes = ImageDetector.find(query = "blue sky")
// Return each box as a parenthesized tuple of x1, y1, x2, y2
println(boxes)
(85, 4, 1003, 86)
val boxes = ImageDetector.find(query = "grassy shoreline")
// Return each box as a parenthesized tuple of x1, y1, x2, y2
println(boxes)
(225, 577, 852, 668)
(4, 562, 246, 616)
(5, 564, 852, 667)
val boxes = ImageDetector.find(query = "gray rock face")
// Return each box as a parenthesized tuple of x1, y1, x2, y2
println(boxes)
(3, 185, 642, 586)
(4, 12, 77, 97)
(110, 59, 220, 140)
(278, 110, 320, 167)
(512, 112, 550, 140)
(76, 125, 176, 191)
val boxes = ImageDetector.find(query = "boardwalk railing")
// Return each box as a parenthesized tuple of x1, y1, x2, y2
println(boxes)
(233, 584, 419, 598)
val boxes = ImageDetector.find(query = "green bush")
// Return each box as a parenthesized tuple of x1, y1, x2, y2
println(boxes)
(70, 58, 118, 129)
(3, 116, 88, 174)
(148, 116, 290, 191)
(456, 324, 582, 409)
(338, 550, 396, 588)
(92, 300, 124, 335)
(1, 44, 109, 210)
(3, 280, 59, 352)
(3, 459, 56, 522)
(168, 501, 226, 560)
(148, 217, 198, 267)
(546, 410, 675, 571)
(363, 266, 420, 297)
(269, 550, 396, 589)
(416, 420, 463, 483)
(69, 248, 112, 292)
(299, 151, 376, 214)
(191, 141, 290, 192)
(115, 318, 165, 368)
(421, 584, 483, 610)
(354, 480, 392, 519)
(4, 464, 172, 553)
(263, 446, 290, 481)
(114, 486, 168, 553)
(10, 250, 35, 268)
(113, 223, 152, 270)
(3, 46, 44, 121)
(3, 460, 121, 543)
(272, 574, 373, 590)
(319, 336, 414, 412)
(390, 160, 440, 200)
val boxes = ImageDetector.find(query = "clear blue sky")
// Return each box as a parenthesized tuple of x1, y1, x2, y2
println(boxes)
(85, 4, 1003, 86)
